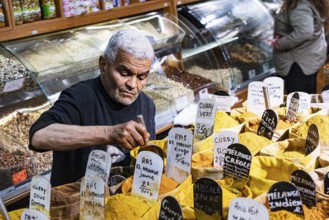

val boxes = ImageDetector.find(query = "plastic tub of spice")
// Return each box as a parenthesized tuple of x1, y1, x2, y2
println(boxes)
(260, 138, 320, 172)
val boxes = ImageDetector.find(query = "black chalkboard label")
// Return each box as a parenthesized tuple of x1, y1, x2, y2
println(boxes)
(214, 90, 230, 96)
(194, 177, 222, 217)
(159, 196, 182, 220)
(286, 92, 299, 122)
(224, 144, 252, 192)
(324, 171, 329, 195)
(257, 109, 278, 140)
(291, 170, 317, 207)
(305, 124, 319, 155)
(267, 181, 304, 216)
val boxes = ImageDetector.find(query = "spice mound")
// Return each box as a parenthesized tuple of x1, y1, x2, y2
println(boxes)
(291, 115, 329, 140)
(214, 111, 240, 131)
(105, 194, 151, 220)
(269, 200, 329, 220)
(238, 132, 272, 156)
(51, 182, 80, 206)
(121, 174, 179, 195)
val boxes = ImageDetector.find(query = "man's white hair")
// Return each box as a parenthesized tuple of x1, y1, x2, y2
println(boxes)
(104, 28, 154, 64)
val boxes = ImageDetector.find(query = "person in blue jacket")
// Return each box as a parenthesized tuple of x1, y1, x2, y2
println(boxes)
(29, 29, 156, 187)
(272, 0, 329, 94)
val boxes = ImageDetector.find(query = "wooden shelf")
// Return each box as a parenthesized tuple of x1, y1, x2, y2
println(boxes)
(0, 0, 172, 42)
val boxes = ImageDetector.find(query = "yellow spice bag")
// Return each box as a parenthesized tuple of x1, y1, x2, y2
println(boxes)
(247, 156, 301, 198)
(290, 114, 329, 146)
(174, 179, 252, 220)
(260, 138, 320, 172)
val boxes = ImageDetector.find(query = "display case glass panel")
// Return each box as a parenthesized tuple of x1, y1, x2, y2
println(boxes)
(178, 0, 275, 91)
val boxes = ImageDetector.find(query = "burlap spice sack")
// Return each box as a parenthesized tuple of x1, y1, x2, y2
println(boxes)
(290, 114, 329, 147)
(255, 191, 329, 220)
(308, 166, 329, 193)
(50, 182, 81, 220)
(247, 156, 301, 198)
(174, 179, 252, 219)
(260, 138, 320, 172)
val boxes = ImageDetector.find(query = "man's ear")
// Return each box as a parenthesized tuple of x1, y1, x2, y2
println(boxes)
(99, 55, 107, 72)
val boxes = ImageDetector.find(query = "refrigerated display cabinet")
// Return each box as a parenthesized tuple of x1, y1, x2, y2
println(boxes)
(177, 0, 276, 92)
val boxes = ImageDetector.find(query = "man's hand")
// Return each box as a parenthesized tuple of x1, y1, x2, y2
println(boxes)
(106, 121, 150, 150)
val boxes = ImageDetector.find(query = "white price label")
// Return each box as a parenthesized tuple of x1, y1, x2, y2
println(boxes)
(264, 77, 284, 108)
(194, 98, 216, 140)
(214, 131, 238, 167)
(286, 92, 310, 114)
(247, 81, 268, 116)
(80, 176, 105, 220)
(3, 78, 24, 92)
(132, 151, 163, 204)
(166, 127, 193, 183)
(29, 175, 51, 217)
(85, 150, 112, 183)
(228, 198, 269, 220)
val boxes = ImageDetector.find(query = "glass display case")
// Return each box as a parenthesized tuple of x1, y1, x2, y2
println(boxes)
(178, 0, 276, 92)
(0, 12, 191, 201)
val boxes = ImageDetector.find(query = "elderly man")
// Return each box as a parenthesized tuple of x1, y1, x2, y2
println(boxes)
(29, 29, 156, 187)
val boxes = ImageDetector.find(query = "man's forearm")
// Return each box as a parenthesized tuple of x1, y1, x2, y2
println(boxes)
(31, 124, 109, 151)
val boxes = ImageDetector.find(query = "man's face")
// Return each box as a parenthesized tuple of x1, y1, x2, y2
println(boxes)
(100, 50, 152, 105)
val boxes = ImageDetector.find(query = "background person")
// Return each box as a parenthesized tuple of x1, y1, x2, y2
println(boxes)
(29, 29, 156, 187)
(272, 0, 329, 94)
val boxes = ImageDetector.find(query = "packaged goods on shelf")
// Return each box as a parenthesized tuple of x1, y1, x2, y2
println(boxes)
(0, 3, 5, 28)
(12, 0, 23, 25)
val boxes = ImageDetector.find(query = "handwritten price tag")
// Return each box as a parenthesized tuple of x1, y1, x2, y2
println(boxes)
(12, 169, 28, 185)
(3, 78, 25, 93)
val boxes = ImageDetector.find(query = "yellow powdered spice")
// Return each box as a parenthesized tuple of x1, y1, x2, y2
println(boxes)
(214, 112, 240, 132)
(303, 200, 329, 219)
(105, 194, 150, 220)
(240, 111, 257, 119)
(192, 149, 213, 168)
(275, 146, 306, 158)
(269, 210, 303, 220)
(238, 132, 272, 156)
(292, 115, 329, 140)
(269, 200, 329, 220)
(121, 174, 179, 195)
